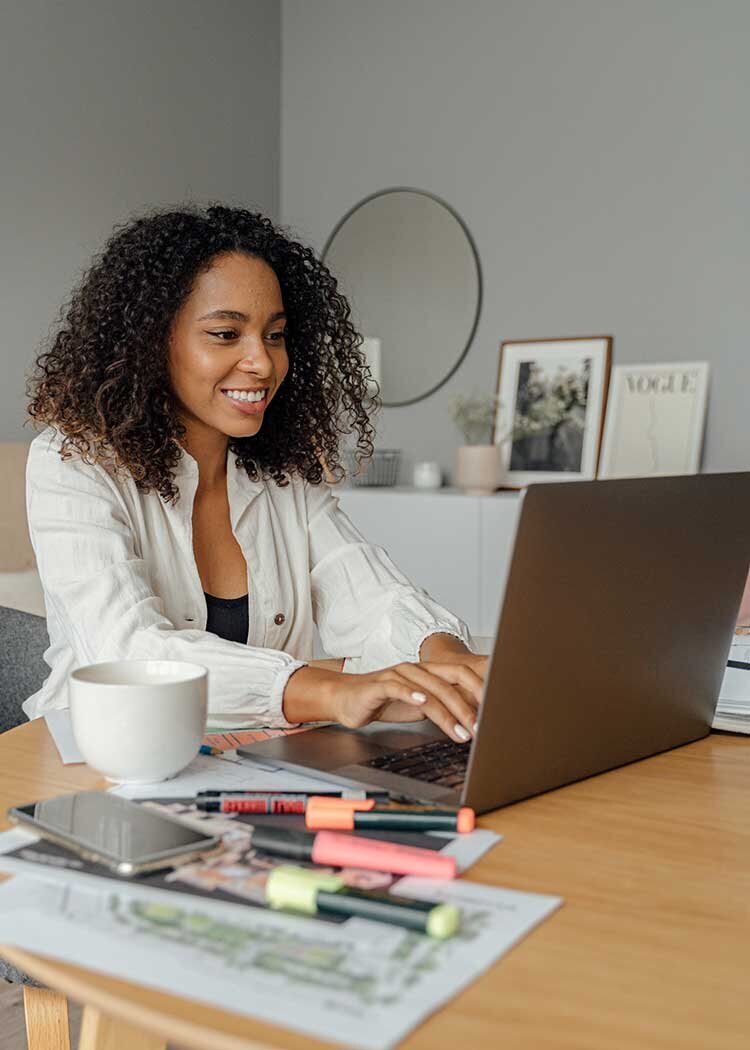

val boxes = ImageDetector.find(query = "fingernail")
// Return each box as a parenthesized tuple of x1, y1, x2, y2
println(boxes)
(455, 724, 471, 741)
(473, 722, 479, 733)
(411, 691, 427, 704)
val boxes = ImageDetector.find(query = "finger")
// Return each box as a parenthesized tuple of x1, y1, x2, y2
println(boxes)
(467, 654, 489, 679)
(378, 699, 428, 723)
(338, 676, 429, 729)
(379, 679, 472, 742)
(418, 696, 476, 743)
(395, 665, 477, 737)
(425, 662, 484, 704)
(359, 676, 430, 715)
(367, 671, 472, 744)
(399, 662, 480, 714)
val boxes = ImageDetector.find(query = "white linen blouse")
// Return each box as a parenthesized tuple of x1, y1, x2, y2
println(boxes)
(23, 428, 473, 728)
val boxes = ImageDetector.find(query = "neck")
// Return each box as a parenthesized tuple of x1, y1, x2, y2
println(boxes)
(179, 420, 229, 490)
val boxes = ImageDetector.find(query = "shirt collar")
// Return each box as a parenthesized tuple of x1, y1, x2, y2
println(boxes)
(171, 439, 198, 480)
(227, 447, 265, 529)
(170, 440, 264, 529)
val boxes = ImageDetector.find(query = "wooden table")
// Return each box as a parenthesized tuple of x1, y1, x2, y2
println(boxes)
(1, 719, 749, 1050)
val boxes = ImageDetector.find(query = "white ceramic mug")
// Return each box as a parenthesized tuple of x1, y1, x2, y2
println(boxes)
(69, 660, 208, 783)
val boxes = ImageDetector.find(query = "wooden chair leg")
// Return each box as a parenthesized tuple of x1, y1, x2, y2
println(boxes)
(77, 1005, 166, 1050)
(22, 986, 71, 1050)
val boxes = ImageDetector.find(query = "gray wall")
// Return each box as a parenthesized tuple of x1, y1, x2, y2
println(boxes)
(281, 0, 750, 481)
(0, 0, 280, 442)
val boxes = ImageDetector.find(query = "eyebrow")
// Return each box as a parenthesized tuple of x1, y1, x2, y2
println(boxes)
(197, 309, 287, 323)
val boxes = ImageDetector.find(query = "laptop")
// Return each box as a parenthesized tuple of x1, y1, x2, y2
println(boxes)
(239, 474, 750, 814)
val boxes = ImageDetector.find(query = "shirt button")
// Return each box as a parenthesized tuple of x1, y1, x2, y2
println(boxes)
(274, 613, 285, 626)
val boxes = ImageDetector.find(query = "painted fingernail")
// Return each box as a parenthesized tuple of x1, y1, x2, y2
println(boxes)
(455, 724, 471, 741)
(411, 692, 427, 704)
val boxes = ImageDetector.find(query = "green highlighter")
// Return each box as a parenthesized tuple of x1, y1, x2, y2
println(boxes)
(265, 865, 460, 939)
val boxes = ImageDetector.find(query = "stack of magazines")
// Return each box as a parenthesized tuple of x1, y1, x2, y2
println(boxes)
(714, 636, 750, 734)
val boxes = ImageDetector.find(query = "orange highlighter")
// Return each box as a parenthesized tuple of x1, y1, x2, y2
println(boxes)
(305, 797, 476, 833)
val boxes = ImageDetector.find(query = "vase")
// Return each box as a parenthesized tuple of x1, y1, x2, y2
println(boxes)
(455, 444, 504, 495)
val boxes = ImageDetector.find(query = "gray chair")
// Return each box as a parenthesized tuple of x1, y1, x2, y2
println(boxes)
(0, 605, 49, 735)
(0, 605, 49, 986)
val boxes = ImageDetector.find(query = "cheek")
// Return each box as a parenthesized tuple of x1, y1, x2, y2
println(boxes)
(186, 352, 225, 392)
(170, 352, 223, 409)
(170, 343, 219, 396)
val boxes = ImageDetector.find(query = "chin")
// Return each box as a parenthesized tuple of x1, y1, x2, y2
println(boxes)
(223, 418, 264, 439)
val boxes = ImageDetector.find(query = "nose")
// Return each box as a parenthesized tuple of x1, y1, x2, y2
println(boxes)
(237, 336, 273, 378)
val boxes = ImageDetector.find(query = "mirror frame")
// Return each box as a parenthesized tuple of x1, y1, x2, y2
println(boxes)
(321, 186, 483, 408)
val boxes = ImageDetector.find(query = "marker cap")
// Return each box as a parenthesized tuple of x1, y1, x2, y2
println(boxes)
(265, 865, 343, 914)
(457, 807, 476, 833)
(306, 797, 375, 828)
(305, 797, 362, 829)
(426, 903, 461, 939)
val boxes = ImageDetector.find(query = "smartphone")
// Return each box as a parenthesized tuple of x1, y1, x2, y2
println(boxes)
(8, 791, 221, 876)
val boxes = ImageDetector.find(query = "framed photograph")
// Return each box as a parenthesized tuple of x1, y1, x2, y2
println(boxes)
(598, 362, 709, 479)
(493, 336, 612, 488)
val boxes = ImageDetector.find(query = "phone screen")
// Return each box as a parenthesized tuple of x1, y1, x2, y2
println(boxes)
(13, 791, 215, 864)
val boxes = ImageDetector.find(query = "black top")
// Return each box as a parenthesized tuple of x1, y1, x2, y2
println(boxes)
(204, 592, 249, 645)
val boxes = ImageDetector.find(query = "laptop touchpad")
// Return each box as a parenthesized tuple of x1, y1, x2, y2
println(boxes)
(240, 726, 395, 772)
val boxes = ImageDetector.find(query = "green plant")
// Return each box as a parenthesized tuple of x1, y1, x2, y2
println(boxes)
(449, 392, 501, 445)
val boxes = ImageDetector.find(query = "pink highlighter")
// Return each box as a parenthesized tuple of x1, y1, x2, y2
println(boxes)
(248, 826, 457, 879)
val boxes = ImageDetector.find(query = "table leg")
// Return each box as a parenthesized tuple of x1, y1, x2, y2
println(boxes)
(77, 1006, 166, 1050)
(22, 986, 71, 1050)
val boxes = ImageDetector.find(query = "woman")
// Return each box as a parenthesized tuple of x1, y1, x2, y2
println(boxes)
(24, 204, 486, 741)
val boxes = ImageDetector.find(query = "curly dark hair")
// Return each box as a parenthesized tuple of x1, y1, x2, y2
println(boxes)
(26, 203, 377, 503)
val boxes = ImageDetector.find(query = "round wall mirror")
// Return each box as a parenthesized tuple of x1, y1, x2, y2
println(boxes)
(321, 188, 482, 407)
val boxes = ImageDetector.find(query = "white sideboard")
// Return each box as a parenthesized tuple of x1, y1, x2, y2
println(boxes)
(337, 487, 521, 638)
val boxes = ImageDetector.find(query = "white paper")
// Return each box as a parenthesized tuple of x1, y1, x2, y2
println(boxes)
(0, 871, 560, 1050)
(108, 751, 341, 799)
(714, 660, 750, 734)
(727, 639, 750, 665)
(44, 709, 84, 764)
(718, 664, 750, 704)
(430, 828, 501, 872)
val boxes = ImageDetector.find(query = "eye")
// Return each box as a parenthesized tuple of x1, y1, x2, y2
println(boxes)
(267, 330, 288, 343)
(207, 329, 239, 341)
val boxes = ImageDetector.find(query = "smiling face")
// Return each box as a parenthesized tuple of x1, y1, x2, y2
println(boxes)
(167, 252, 289, 444)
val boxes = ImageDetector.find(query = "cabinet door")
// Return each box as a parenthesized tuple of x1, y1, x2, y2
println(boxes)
(478, 495, 522, 637)
(337, 490, 481, 632)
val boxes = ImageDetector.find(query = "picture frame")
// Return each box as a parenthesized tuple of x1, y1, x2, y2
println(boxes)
(597, 362, 709, 479)
(493, 336, 612, 489)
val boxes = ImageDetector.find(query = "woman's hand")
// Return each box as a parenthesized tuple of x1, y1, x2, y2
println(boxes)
(418, 632, 489, 682)
(328, 659, 484, 743)
(283, 635, 489, 742)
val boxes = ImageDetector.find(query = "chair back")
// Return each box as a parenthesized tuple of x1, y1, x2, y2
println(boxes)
(0, 606, 49, 733)
(0, 442, 35, 571)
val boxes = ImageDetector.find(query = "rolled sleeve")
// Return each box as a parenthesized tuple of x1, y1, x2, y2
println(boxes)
(305, 482, 474, 672)
(26, 443, 304, 726)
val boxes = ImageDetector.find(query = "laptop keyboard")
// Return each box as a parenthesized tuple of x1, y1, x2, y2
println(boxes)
(362, 738, 470, 788)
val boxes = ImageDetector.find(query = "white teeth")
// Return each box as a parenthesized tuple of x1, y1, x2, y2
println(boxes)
(224, 389, 266, 403)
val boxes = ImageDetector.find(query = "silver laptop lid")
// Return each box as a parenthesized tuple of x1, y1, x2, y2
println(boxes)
(464, 473, 750, 812)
